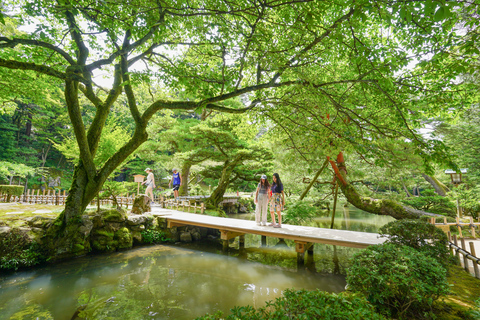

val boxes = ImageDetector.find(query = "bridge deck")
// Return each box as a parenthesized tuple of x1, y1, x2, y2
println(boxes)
(152, 208, 385, 249)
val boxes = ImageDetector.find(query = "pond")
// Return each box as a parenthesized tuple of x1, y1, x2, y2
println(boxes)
(0, 204, 393, 319)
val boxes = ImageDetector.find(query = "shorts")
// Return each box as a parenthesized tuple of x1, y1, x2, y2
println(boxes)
(270, 193, 283, 212)
(173, 184, 180, 191)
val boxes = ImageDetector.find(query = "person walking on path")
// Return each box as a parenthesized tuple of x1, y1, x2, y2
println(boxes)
(269, 173, 285, 228)
(169, 168, 182, 200)
(254, 174, 270, 226)
(142, 168, 156, 204)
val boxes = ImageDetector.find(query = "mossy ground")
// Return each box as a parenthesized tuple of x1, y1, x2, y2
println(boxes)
(432, 264, 480, 319)
(0, 203, 62, 227)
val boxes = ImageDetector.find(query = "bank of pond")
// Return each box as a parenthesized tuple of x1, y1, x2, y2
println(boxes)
(0, 205, 479, 319)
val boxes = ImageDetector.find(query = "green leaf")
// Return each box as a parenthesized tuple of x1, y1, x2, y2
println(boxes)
(434, 7, 445, 22)
(0, 12, 5, 25)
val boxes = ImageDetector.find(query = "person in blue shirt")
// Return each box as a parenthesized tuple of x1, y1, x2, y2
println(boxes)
(269, 173, 285, 228)
(169, 168, 182, 200)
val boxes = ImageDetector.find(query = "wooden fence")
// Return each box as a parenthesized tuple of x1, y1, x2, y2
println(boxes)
(161, 199, 206, 214)
(1, 190, 206, 213)
(1, 189, 138, 207)
(429, 216, 480, 238)
(448, 233, 480, 279)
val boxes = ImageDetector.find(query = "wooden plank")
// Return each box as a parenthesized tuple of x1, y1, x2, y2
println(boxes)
(157, 210, 384, 249)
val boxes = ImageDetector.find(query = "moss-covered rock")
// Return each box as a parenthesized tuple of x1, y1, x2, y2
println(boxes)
(131, 195, 151, 214)
(100, 208, 126, 222)
(115, 227, 133, 249)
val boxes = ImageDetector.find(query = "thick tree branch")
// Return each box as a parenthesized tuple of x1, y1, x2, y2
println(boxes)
(0, 37, 75, 65)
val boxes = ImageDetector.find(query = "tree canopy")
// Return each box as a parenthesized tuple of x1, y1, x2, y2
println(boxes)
(1, 0, 479, 255)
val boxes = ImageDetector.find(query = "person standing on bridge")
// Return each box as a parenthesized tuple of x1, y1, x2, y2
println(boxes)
(142, 168, 156, 204)
(269, 173, 285, 228)
(254, 174, 270, 226)
(169, 168, 182, 200)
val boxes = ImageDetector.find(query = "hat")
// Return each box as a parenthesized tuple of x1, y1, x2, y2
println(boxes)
(261, 174, 267, 179)
(145, 168, 151, 172)
(172, 168, 177, 172)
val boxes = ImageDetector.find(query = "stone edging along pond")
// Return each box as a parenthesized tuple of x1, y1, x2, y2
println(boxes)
(0, 206, 216, 271)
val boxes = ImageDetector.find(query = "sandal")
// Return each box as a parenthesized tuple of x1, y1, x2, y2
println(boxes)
(273, 224, 281, 228)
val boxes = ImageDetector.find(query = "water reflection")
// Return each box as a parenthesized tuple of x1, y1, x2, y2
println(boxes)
(0, 245, 346, 320)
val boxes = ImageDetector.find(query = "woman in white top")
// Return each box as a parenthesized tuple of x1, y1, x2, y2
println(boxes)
(142, 168, 155, 204)
(254, 174, 271, 226)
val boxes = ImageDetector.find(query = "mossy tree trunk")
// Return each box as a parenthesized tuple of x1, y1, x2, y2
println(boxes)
(422, 174, 450, 196)
(206, 161, 239, 209)
(330, 153, 439, 220)
(178, 162, 191, 196)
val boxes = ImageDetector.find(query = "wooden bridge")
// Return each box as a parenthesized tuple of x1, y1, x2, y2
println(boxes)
(151, 207, 385, 265)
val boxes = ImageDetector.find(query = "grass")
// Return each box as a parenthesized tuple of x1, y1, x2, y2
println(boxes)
(0, 203, 62, 227)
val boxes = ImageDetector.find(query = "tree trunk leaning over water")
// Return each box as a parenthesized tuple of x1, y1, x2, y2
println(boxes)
(329, 153, 440, 220)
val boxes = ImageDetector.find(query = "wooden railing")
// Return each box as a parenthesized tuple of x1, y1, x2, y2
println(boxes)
(161, 199, 206, 214)
(448, 233, 480, 279)
(429, 216, 480, 238)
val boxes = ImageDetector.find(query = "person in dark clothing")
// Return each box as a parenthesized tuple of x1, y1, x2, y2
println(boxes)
(269, 173, 285, 228)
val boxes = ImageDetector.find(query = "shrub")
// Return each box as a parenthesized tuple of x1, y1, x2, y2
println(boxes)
(0, 228, 45, 270)
(196, 289, 385, 320)
(283, 200, 319, 225)
(379, 219, 450, 267)
(238, 197, 254, 212)
(141, 230, 169, 244)
(346, 243, 449, 319)
(0, 185, 24, 201)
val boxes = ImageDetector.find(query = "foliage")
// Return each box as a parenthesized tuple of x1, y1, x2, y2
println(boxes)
(99, 181, 137, 207)
(282, 200, 320, 225)
(401, 189, 456, 217)
(196, 289, 385, 320)
(0, 184, 24, 196)
(140, 229, 169, 244)
(448, 184, 480, 220)
(52, 120, 133, 173)
(346, 243, 449, 319)
(0, 228, 45, 270)
(238, 197, 254, 212)
(0, 161, 36, 183)
(379, 219, 450, 267)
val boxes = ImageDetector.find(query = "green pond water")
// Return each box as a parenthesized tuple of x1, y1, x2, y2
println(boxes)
(0, 205, 393, 320)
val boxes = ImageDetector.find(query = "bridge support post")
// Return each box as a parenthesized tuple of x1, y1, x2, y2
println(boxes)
(239, 235, 245, 249)
(261, 235, 267, 247)
(222, 240, 229, 252)
(295, 241, 313, 268)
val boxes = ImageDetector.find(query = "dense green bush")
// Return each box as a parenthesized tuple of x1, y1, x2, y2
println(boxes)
(0, 185, 24, 201)
(401, 189, 456, 217)
(379, 219, 450, 266)
(346, 243, 449, 319)
(196, 289, 385, 320)
(0, 228, 45, 270)
(283, 200, 319, 225)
